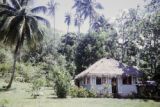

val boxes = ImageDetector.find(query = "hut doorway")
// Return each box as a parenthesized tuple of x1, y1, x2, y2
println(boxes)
(111, 77, 118, 95)
(75, 79, 80, 87)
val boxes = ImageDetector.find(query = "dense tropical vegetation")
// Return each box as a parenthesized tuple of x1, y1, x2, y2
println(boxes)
(0, 0, 160, 100)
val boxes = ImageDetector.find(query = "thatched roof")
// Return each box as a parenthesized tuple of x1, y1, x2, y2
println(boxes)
(75, 58, 142, 79)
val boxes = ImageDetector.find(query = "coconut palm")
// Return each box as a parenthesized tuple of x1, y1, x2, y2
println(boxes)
(73, 0, 103, 30)
(48, 0, 58, 43)
(0, 0, 50, 89)
(74, 13, 83, 39)
(65, 12, 71, 33)
(92, 15, 111, 32)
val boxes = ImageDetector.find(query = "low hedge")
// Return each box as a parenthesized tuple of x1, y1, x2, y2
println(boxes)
(70, 86, 97, 98)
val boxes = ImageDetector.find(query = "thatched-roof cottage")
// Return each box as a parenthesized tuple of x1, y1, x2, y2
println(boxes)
(75, 58, 142, 96)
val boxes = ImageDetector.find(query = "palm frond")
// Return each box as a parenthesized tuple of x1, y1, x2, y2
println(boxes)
(72, 0, 81, 9)
(31, 6, 47, 14)
(0, 16, 15, 31)
(19, 18, 26, 46)
(19, 0, 32, 7)
(0, 0, 49, 47)
(33, 15, 50, 27)
(65, 13, 71, 26)
(0, 16, 23, 45)
(5, 16, 24, 45)
(0, 10, 15, 16)
(18, 17, 25, 39)
(47, 0, 58, 16)
(95, 3, 103, 9)
(25, 21, 33, 42)
(74, 15, 83, 26)
(0, 4, 16, 11)
(10, 0, 21, 10)
(26, 16, 44, 41)
(25, 17, 36, 44)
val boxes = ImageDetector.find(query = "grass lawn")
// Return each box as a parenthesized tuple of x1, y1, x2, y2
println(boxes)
(0, 81, 160, 107)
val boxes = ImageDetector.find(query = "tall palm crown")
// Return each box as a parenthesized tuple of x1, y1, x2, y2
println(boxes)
(0, 0, 49, 89)
(65, 13, 71, 33)
(92, 15, 111, 32)
(73, 0, 103, 27)
(0, 0, 49, 46)
(74, 13, 83, 39)
(48, 0, 58, 16)
(74, 14, 83, 28)
(48, 0, 58, 44)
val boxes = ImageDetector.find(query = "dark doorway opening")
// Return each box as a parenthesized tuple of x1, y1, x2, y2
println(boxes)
(112, 77, 118, 97)
(75, 79, 80, 87)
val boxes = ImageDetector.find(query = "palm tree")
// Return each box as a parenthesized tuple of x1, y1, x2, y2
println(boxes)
(0, 0, 50, 89)
(48, 0, 58, 44)
(73, 0, 103, 31)
(92, 15, 111, 32)
(65, 12, 71, 33)
(74, 13, 83, 39)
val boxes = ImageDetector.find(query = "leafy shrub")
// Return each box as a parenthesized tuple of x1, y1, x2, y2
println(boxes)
(70, 86, 97, 98)
(31, 78, 45, 99)
(87, 89, 97, 98)
(70, 86, 79, 97)
(52, 65, 71, 98)
(103, 93, 114, 98)
(0, 63, 11, 77)
(16, 63, 40, 83)
(54, 75, 69, 98)
(77, 87, 89, 98)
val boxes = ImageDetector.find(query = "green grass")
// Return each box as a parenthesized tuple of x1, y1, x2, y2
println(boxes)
(0, 81, 160, 107)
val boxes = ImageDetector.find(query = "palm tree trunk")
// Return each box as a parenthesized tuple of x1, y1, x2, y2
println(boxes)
(89, 16, 92, 32)
(78, 25, 81, 40)
(67, 25, 69, 33)
(54, 15, 56, 45)
(6, 41, 19, 90)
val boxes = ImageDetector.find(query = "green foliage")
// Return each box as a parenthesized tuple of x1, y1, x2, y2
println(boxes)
(0, 63, 11, 77)
(58, 33, 77, 76)
(86, 89, 97, 98)
(70, 86, 97, 98)
(71, 86, 88, 98)
(75, 33, 107, 74)
(15, 63, 41, 83)
(0, 47, 13, 78)
(31, 78, 45, 99)
(0, 49, 6, 63)
(51, 64, 71, 98)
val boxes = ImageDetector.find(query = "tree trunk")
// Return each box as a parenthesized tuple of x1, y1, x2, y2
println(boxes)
(6, 41, 19, 90)
(78, 25, 81, 40)
(89, 16, 92, 32)
(67, 25, 69, 33)
(54, 15, 56, 45)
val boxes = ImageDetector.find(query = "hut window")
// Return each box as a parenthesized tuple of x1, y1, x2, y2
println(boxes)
(87, 77, 90, 84)
(122, 76, 132, 85)
(102, 77, 106, 84)
(96, 77, 102, 85)
(83, 77, 90, 85)
(83, 78, 86, 85)
(133, 77, 137, 84)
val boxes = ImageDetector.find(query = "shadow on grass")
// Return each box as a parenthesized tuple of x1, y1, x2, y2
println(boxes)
(114, 97, 160, 102)
(26, 97, 38, 100)
(0, 87, 16, 92)
(47, 96, 67, 99)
